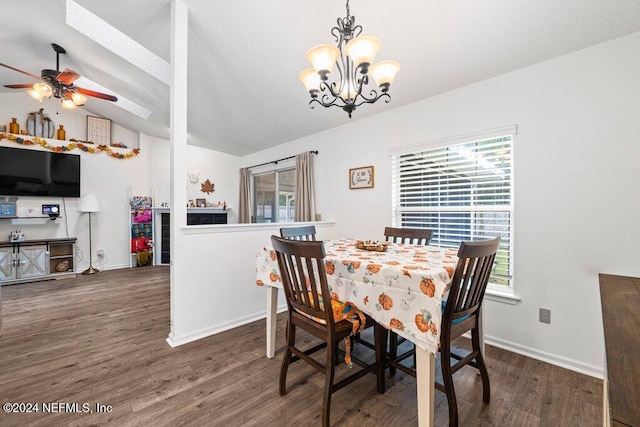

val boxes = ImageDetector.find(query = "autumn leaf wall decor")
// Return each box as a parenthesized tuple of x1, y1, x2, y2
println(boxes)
(201, 179, 215, 194)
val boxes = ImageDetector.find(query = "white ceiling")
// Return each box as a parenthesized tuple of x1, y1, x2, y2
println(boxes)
(1, 0, 639, 156)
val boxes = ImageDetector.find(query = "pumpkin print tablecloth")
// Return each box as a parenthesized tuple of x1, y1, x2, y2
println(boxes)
(256, 239, 458, 356)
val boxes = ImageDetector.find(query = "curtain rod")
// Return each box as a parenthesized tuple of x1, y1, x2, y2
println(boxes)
(246, 150, 318, 170)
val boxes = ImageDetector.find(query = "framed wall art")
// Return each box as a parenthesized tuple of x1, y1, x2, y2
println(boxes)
(86, 116, 111, 145)
(195, 198, 207, 208)
(349, 165, 374, 189)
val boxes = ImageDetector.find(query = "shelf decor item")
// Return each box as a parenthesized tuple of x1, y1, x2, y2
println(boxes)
(78, 194, 101, 275)
(87, 116, 111, 145)
(9, 117, 19, 134)
(26, 108, 54, 137)
(56, 259, 70, 272)
(57, 125, 66, 140)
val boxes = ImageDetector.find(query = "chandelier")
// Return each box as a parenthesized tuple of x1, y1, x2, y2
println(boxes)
(299, 0, 400, 118)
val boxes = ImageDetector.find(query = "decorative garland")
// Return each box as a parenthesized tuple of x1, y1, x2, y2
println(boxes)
(0, 133, 140, 159)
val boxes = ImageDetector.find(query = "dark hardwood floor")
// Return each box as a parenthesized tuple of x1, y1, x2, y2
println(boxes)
(0, 267, 602, 426)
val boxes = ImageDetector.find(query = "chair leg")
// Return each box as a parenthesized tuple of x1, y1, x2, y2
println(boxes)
(323, 339, 336, 427)
(389, 331, 398, 376)
(279, 319, 295, 396)
(440, 346, 459, 427)
(375, 323, 387, 394)
(472, 328, 490, 403)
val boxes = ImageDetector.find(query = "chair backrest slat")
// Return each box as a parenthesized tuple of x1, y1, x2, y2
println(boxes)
(444, 237, 500, 331)
(280, 226, 317, 241)
(384, 227, 432, 245)
(271, 235, 332, 326)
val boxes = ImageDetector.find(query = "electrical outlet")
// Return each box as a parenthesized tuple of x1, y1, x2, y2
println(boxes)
(539, 308, 551, 324)
(97, 249, 104, 258)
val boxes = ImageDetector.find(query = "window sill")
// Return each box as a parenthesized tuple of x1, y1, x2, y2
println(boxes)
(485, 288, 520, 305)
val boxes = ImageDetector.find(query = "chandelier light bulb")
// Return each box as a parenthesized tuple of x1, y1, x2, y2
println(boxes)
(27, 89, 44, 102)
(71, 92, 87, 106)
(299, 68, 321, 94)
(345, 36, 381, 70)
(61, 99, 77, 109)
(370, 60, 401, 89)
(305, 44, 340, 76)
(33, 82, 53, 97)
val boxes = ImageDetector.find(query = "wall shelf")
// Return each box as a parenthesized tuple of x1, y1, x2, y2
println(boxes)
(8, 217, 61, 225)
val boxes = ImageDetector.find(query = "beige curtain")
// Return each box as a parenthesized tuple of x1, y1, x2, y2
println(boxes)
(294, 152, 316, 222)
(238, 167, 252, 223)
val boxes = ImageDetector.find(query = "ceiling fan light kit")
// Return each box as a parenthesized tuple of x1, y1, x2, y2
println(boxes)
(1, 43, 117, 109)
(299, 0, 400, 118)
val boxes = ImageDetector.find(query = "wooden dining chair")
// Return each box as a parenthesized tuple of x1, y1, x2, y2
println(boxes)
(384, 226, 432, 372)
(384, 226, 432, 245)
(279, 225, 317, 241)
(387, 237, 501, 427)
(270, 235, 386, 427)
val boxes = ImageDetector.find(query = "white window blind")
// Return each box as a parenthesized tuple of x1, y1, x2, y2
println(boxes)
(391, 135, 513, 288)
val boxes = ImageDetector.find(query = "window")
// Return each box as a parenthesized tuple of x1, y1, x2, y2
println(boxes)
(253, 168, 295, 223)
(391, 133, 514, 291)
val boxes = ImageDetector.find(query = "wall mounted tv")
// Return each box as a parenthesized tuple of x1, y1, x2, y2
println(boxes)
(0, 146, 81, 197)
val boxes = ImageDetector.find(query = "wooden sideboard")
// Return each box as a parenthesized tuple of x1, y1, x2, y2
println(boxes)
(599, 274, 640, 427)
(0, 237, 77, 285)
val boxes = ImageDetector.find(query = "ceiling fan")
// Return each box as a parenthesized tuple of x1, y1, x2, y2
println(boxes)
(0, 43, 117, 109)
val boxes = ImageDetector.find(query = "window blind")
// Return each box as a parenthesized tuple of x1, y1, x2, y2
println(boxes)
(391, 135, 513, 288)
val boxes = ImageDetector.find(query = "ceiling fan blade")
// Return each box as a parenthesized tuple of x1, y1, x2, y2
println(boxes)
(74, 86, 118, 102)
(56, 68, 80, 85)
(0, 63, 43, 81)
(4, 83, 36, 89)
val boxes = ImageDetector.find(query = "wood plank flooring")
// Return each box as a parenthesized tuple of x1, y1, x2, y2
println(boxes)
(0, 267, 602, 426)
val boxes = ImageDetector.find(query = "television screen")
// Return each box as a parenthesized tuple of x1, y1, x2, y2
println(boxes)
(0, 146, 81, 197)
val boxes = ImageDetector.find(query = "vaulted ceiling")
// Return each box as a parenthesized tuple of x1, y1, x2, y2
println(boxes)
(1, 0, 640, 156)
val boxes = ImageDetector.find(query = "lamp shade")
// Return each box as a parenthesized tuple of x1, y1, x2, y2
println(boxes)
(345, 35, 381, 68)
(305, 44, 340, 74)
(33, 82, 53, 98)
(299, 68, 321, 93)
(71, 92, 87, 106)
(370, 60, 401, 87)
(78, 194, 101, 213)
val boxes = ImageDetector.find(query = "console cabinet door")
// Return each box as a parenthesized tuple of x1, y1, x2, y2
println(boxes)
(0, 246, 14, 281)
(17, 245, 48, 279)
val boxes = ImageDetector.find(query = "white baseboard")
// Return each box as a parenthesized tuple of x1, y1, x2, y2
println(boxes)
(485, 334, 603, 379)
(166, 304, 288, 348)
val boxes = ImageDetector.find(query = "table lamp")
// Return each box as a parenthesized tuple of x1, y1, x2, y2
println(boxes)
(78, 194, 101, 275)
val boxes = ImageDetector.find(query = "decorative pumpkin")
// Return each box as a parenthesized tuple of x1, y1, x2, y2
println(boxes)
(325, 261, 335, 275)
(378, 293, 393, 310)
(389, 318, 404, 331)
(429, 321, 438, 336)
(386, 260, 400, 265)
(415, 312, 431, 333)
(269, 250, 276, 261)
(443, 266, 454, 278)
(366, 264, 382, 274)
(269, 272, 280, 282)
(256, 279, 264, 286)
(420, 278, 436, 297)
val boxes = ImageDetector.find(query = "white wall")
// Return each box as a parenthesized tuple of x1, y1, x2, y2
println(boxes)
(167, 222, 336, 345)
(238, 31, 640, 376)
(143, 134, 241, 223)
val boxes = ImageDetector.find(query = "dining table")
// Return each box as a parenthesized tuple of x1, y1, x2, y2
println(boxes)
(256, 238, 459, 427)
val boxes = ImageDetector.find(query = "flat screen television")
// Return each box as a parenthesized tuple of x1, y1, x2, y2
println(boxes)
(0, 146, 81, 197)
